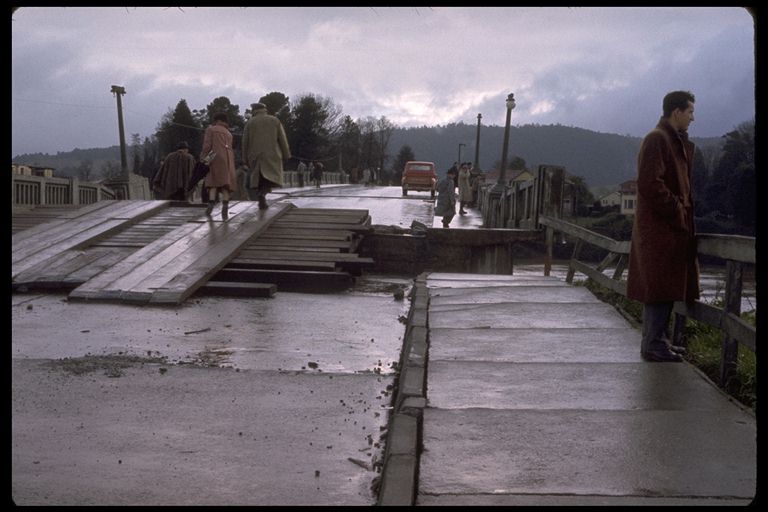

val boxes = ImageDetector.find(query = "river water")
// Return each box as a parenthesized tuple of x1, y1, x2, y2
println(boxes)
(513, 261, 756, 313)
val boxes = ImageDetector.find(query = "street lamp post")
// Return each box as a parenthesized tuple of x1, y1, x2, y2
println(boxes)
(495, 93, 516, 190)
(484, 93, 516, 228)
(474, 113, 482, 170)
(458, 143, 466, 166)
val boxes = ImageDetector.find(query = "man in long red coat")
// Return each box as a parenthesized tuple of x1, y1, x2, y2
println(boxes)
(627, 90, 700, 362)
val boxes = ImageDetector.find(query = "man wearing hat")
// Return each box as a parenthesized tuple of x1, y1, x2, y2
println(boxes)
(153, 141, 196, 200)
(241, 102, 292, 209)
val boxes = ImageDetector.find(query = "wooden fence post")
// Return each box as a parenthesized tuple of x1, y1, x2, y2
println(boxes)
(544, 226, 553, 277)
(719, 260, 743, 389)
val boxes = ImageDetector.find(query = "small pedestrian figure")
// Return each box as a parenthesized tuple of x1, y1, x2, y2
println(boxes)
(435, 167, 458, 228)
(458, 162, 472, 215)
(233, 160, 250, 200)
(297, 159, 307, 187)
(312, 160, 324, 188)
(153, 141, 195, 201)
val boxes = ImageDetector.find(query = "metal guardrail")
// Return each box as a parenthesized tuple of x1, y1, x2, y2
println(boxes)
(12, 174, 116, 206)
(540, 215, 755, 389)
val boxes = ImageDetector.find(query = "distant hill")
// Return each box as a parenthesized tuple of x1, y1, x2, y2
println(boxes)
(388, 122, 724, 187)
(12, 146, 124, 179)
(13, 124, 724, 189)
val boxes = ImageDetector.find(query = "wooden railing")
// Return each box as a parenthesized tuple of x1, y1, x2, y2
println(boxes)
(540, 215, 756, 389)
(12, 174, 116, 206)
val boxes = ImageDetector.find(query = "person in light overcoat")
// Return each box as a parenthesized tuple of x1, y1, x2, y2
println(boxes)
(626, 90, 700, 363)
(202, 111, 237, 220)
(457, 162, 473, 214)
(242, 102, 291, 209)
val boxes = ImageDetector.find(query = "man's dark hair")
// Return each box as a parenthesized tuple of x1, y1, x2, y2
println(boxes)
(212, 111, 229, 124)
(663, 91, 695, 117)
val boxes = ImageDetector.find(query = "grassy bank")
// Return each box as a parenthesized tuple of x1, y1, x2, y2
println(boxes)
(581, 279, 756, 412)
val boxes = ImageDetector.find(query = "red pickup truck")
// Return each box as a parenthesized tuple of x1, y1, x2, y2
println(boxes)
(401, 161, 437, 197)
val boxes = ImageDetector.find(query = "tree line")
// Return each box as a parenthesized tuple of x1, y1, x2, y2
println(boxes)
(125, 92, 398, 184)
(16, 91, 753, 234)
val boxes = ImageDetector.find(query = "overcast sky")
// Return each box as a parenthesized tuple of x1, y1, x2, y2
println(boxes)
(12, 6, 755, 157)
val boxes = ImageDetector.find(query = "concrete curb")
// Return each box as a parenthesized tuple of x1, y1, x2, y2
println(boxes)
(377, 273, 430, 506)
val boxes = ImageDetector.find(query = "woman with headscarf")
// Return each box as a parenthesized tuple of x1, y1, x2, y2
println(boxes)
(202, 111, 237, 220)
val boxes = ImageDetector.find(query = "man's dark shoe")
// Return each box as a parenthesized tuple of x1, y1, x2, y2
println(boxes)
(641, 349, 683, 362)
(668, 345, 687, 355)
(258, 195, 269, 210)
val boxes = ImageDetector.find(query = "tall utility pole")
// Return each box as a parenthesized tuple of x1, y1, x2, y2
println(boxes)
(474, 113, 482, 170)
(111, 85, 128, 177)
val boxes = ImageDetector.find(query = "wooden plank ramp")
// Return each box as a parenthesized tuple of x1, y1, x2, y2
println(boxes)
(12, 200, 171, 281)
(208, 206, 375, 293)
(13, 201, 376, 301)
(69, 201, 292, 305)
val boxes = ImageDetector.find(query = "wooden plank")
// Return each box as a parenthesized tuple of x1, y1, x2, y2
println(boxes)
(242, 245, 344, 254)
(212, 268, 353, 293)
(11, 201, 120, 243)
(68, 222, 203, 301)
(248, 238, 352, 250)
(270, 221, 372, 233)
(62, 248, 136, 286)
(12, 201, 170, 269)
(147, 202, 293, 304)
(97, 219, 237, 302)
(227, 259, 338, 271)
(11, 200, 134, 248)
(239, 249, 372, 261)
(286, 208, 369, 215)
(278, 214, 369, 225)
(198, 281, 277, 298)
(116, 202, 276, 301)
(256, 230, 353, 241)
(13, 250, 91, 286)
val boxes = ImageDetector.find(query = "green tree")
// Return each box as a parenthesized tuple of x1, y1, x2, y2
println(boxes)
(130, 133, 142, 175)
(358, 116, 381, 173)
(569, 175, 595, 217)
(337, 115, 361, 173)
(257, 91, 291, 126)
(288, 94, 342, 164)
(191, 96, 245, 153)
(704, 119, 755, 229)
(692, 147, 710, 217)
(77, 159, 94, 181)
(155, 99, 201, 158)
(139, 136, 160, 179)
(392, 144, 416, 183)
(374, 116, 396, 182)
(100, 160, 122, 180)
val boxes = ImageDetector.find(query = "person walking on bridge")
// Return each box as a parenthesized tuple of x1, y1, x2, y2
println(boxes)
(202, 112, 237, 220)
(435, 167, 458, 228)
(242, 102, 292, 210)
(153, 141, 195, 201)
(627, 90, 700, 363)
